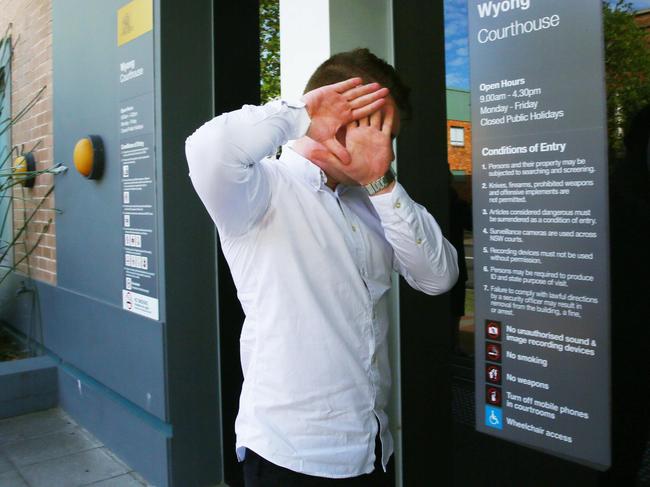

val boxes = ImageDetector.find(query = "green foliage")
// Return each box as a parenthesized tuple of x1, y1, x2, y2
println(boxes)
(603, 0, 650, 160)
(260, 0, 280, 103)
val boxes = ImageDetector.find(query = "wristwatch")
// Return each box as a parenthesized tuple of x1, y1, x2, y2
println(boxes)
(364, 168, 396, 196)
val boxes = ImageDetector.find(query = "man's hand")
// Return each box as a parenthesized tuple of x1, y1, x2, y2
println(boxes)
(342, 103, 395, 186)
(301, 77, 389, 164)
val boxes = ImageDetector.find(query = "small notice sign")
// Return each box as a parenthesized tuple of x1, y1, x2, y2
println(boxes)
(123, 289, 159, 320)
(117, 0, 153, 47)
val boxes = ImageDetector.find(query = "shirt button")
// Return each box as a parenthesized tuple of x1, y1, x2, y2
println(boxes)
(394, 199, 401, 209)
(351, 224, 357, 232)
(416, 238, 423, 245)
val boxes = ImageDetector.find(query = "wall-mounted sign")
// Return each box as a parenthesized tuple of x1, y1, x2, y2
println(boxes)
(118, 0, 159, 320)
(117, 0, 153, 47)
(470, 0, 610, 469)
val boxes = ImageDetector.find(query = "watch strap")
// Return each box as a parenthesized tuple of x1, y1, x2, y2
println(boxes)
(364, 168, 396, 196)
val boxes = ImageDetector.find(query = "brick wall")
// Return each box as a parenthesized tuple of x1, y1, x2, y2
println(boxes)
(447, 119, 473, 175)
(0, 0, 55, 284)
(636, 10, 650, 45)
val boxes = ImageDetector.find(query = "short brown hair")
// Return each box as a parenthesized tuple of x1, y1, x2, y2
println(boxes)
(304, 48, 411, 119)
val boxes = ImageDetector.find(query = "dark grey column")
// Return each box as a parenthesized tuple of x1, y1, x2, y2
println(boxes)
(158, 1, 222, 485)
(392, 2, 453, 485)
(212, 3, 260, 485)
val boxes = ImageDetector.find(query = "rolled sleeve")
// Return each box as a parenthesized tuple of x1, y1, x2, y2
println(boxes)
(370, 183, 459, 295)
(185, 100, 311, 237)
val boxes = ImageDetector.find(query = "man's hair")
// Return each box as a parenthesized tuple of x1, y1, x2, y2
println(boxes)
(304, 48, 411, 119)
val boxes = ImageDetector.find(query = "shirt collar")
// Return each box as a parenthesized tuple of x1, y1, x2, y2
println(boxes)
(280, 145, 328, 191)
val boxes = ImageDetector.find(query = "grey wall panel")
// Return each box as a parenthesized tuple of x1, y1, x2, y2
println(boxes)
(53, 0, 164, 318)
(46, 0, 222, 484)
(50, 0, 167, 419)
(53, 0, 139, 308)
(5, 281, 167, 420)
(58, 366, 170, 487)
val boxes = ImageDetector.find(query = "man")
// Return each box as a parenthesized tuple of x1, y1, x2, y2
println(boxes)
(185, 48, 458, 486)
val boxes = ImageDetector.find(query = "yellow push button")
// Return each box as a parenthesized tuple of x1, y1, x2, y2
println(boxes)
(12, 152, 36, 188)
(73, 135, 104, 180)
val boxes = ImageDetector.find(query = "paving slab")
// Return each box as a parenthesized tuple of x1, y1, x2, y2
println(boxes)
(18, 447, 129, 487)
(0, 451, 14, 474)
(101, 447, 129, 470)
(0, 409, 75, 447)
(0, 468, 29, 487)
(0, 409, 156, 486)
(2, 427, 102, 467)
(128, 471, 153, 486)
(85, 473, 147, 486)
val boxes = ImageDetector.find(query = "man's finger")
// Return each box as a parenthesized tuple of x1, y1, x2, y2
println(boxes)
(342, 82, 381, 101)
(381, 103, 394, 136)
(332, 77, 363, 93)
(323, 138, 351, 165)
(351, 98, 386, 120)
(370, 109, 382, 129)
(348, 87, 389, 110)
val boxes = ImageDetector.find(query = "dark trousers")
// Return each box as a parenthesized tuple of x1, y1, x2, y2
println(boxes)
(242, 432, 394, 486)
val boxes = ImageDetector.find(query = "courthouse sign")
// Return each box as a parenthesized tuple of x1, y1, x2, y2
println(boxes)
(469, 0, 611, 469)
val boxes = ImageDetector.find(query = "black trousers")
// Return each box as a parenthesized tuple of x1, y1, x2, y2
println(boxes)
(242, 431, 394, 486)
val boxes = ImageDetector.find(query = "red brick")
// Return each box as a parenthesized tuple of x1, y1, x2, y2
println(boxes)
(447, 120, 473, 174)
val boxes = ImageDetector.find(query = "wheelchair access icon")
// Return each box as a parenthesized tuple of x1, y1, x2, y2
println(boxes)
(485, 405, 503, 430)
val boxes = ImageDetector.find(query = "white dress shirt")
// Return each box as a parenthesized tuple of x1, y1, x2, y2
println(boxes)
(184, 99, 459, 479)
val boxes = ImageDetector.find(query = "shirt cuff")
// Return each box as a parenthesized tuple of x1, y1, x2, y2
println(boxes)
(285, 99, 311, 140)
(255, 99, 310, 141)
(369, 182, 414, 224)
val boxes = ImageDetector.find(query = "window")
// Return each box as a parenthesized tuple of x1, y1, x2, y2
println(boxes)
(0, 42, 12, 271)
(450, 126, 465, 147)
(444, 0, 474, 360)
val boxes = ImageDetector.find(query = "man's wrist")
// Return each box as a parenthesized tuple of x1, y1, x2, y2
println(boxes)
(371, 180, 396, 196)
(364, 168, 396, 196)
